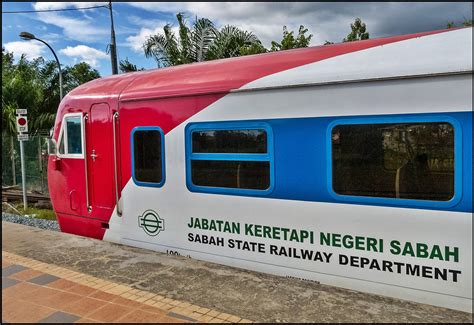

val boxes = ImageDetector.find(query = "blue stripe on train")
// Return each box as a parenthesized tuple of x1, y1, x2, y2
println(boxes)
(185, 111, 472, 213)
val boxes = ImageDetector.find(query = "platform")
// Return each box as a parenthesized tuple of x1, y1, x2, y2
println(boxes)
(2, 221, 472, 323)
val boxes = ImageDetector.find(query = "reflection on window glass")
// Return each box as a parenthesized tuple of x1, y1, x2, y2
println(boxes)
(66, 117, 82, 154)
(189, 127, 271, 191)
(191, 160, 270, 189)
(192, 129, 267, 153)
(58, 132, 65, 154)
(332, 122, 454, 201)
(133, 130, 163, 184)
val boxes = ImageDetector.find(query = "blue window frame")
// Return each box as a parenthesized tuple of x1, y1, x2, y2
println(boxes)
(185, 121, 274, 196)
(326, 115, 462, 209)
(131, 126, 165, 187)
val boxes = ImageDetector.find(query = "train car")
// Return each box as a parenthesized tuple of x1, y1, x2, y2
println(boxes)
(48, 27, 472, 312)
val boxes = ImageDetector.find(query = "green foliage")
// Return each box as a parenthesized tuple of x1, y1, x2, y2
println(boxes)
(65, 62, 101, 88)
(271, 25, 313, 51)
(144, 12, 216, 66)
(2, 50, 44, 135)
(239, 42, 268, 56)
(463, 19, 473, 26)
(447, 19, 472, 28)
(343, 18, 369, 42)
(206, 25, 266, 59)
(14, 204, 56, 220)
(2, 48, 101, 135)
(143, 13, 265, 66)
(119, 58, 144, 73)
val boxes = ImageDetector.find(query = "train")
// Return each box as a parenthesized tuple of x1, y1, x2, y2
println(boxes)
(48, 27, 472, 312)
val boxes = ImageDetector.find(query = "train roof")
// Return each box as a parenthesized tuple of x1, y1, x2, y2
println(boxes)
(67, 27, 472, 102)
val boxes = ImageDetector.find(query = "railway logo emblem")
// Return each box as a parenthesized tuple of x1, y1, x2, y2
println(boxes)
(138, 210, 165, 236)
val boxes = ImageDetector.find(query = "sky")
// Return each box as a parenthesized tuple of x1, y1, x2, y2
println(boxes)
(2, 2, 472, 77)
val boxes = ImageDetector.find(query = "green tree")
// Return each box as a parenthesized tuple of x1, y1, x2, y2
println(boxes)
(143, 13, 266, 66)
(2, 48, 100, 133)
(463, 19, 473, 26)
(119, 58, 144, 73)
(206, 25, 266, 59)
(271, 25, 313, 51)
(447, 19, 472, 28)
(144, 13, 215, 67)
(33, 61, 100, 130)
(2, 51, 43, 135)
(65, 62, 101, 89)
(239, 42, 268, 56)
(343, 18, 369, 42)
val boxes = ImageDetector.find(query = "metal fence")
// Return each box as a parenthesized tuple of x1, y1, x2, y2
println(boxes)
(2, 131, 50, 195)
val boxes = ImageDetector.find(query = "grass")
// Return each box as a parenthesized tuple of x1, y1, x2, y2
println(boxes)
(13, 204, 57, 220)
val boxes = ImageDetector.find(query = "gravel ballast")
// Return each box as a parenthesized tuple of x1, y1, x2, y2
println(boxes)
(2, 213, 60, 232)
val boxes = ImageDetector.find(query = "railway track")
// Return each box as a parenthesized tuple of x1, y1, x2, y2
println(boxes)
(2, 190, 50, 204)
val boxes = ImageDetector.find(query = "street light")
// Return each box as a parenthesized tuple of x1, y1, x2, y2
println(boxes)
(20, 32, 64, 100)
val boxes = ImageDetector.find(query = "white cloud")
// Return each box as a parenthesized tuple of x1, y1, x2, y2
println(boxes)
(126, 26, 162, 52)
(34, 11, 108, 43)
(174, 2, 343, 46)
(33, 2, 107, 11)
(126, 24, 179, 53)
(3, 41, 45, 60)
(41, 33, 63, 44)
(59, 45, 108, 68)
(124, 2, 472, 47)
(125, 2, 324, 47)
(32, 2, 109, 42)
(126, 2, 188, 14)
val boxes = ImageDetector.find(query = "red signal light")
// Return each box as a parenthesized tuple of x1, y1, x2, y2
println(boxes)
(18, 117, 27, 126)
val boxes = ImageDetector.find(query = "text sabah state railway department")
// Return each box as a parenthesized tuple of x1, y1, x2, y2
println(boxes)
(187, 217, 462, 282)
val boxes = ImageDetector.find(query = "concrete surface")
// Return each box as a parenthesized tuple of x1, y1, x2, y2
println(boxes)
(2, 221, 472, 323)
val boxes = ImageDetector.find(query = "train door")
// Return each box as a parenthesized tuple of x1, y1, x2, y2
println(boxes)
(49, 112, 88, 217)
(85, 103, 115, 220)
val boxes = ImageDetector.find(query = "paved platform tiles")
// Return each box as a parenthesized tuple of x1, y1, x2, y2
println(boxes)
(2, 252, 253, 323)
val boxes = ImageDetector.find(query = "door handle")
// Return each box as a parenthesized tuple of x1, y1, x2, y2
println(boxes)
(90, 150, 98, 161)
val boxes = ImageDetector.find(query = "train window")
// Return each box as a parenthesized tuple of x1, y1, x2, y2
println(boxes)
(186, 123, 274, 194)
(65, 116, 82, 154)
(331, 122, 454, 201)
(57, 113, 83, 157)
(131, 127, 165, 187)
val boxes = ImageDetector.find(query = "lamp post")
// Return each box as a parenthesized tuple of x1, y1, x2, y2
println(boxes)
(19, 32, 63, 100)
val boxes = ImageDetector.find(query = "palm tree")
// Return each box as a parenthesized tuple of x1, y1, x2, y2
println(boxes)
(119, 58, 144, 73)
(143, 13, 215, 67)
(143, 13, 266, 67)
(2, 54, 44, 135)
(206, 25, 266, 60)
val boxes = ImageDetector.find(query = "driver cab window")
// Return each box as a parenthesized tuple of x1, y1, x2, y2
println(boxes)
(58, 114, 83, 157)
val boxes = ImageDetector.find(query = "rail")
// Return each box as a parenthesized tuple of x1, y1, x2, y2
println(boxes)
(2, 190, 50, 203)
